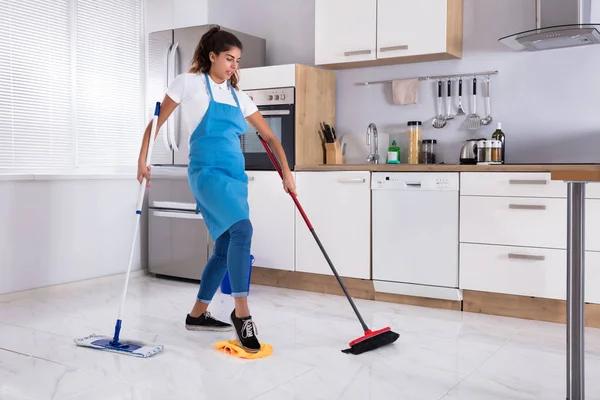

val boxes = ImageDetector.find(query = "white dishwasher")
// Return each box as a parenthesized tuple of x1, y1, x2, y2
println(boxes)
(372, 172, 460, 300)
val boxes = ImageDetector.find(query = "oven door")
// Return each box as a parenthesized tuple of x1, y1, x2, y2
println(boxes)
(241, 104, 295, 171)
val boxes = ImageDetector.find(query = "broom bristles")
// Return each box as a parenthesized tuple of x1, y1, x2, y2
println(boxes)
(341, 330, 400, 355)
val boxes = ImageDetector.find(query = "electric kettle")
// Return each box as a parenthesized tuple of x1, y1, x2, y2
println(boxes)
(459, 138, 485, 164)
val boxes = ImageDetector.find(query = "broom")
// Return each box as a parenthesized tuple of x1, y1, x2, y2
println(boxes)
(257, 133, 400, 355)
(73, 102, 165, 358)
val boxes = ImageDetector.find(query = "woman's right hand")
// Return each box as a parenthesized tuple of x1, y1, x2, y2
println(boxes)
(137, 162, 151, 184)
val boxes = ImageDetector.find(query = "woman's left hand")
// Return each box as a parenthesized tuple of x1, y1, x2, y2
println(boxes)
(282, 172, 297, 195)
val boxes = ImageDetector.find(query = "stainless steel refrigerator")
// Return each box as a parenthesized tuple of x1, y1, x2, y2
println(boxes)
(146, 24, 266, 280)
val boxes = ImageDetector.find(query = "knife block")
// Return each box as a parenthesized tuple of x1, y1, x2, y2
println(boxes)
(325, 140, 344, 165)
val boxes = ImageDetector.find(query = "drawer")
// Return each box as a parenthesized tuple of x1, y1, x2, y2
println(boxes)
(460, 195, 566, 249)
(586, 182, 600, 199)
(459, 243, 566, 300)
(460, 172, 566, 198)
(586, 199, 600, 252)
(585, 251, 600, 304)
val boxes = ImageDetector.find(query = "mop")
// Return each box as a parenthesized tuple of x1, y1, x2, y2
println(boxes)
(257, 134, 400, 355)
(73, 102, 165, 358)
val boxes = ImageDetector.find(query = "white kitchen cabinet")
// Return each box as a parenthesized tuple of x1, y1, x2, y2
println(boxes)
(377, 0, 448, 59)
(314, 0, 377, 66)
(294, 171, 371, 279)
(315, 0, 463, 69)
(460, 243, 566, 300)
(247, 171, 295, 271)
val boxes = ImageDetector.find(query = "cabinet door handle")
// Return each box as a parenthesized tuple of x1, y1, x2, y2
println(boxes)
(509, 179, 547, 185)
(247, 176, 255, 181)
(337, 178, 365, 183)
(508, 253, 546, 261)
(380, 45, 409, 52)
(508, 204, 547, 210)
(344, 49, 372, 56)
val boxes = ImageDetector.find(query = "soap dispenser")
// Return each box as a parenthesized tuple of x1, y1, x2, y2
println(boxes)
(387, 140, 401, 164)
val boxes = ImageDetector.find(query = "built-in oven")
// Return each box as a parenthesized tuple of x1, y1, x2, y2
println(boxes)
(241, 87, 295, 171)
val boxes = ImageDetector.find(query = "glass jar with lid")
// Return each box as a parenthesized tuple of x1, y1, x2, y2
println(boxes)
(477, 140, 487, 164)
(421, 139, 437, 164)
(407, 121, 422, 164)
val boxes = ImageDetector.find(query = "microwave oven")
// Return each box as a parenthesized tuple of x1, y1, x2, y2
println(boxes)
(241, 87, 295, 171)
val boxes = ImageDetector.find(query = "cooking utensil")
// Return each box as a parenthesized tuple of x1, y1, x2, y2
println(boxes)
(481, 78, 493, 125)
(432, 80, 446, 129)
(467, 77, 481, 130)
(444, 79, 454, 120)
(456, 77, 466, 116)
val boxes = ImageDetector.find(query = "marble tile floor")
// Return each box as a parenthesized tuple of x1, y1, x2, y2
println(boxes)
(1, 274, 600, 399)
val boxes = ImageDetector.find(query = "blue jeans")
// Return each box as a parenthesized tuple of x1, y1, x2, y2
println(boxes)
(197, 219, 253, 303)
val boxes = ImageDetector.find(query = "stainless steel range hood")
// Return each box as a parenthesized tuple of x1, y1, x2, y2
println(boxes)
(499, 0, 600, 51)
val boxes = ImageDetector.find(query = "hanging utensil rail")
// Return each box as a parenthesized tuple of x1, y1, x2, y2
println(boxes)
(358, 70, 499, 86)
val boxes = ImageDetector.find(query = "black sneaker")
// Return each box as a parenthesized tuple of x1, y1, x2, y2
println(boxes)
(185, 312, 232, 331)
(230, 309, 261, 353)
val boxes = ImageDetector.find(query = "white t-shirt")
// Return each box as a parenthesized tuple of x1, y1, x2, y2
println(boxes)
(165, 72, 258, 138)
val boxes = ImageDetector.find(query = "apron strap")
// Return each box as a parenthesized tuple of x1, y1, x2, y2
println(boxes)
(204, 73, 215, 100)
(229, 82, 242, 109)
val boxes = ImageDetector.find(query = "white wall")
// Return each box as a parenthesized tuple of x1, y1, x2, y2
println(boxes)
(144, 0, 209, 32)
(207, 0, 600, 165)
(0, 177, 144, 295)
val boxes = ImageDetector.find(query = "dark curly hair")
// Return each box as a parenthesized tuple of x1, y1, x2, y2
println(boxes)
(189, 26, 243, 89)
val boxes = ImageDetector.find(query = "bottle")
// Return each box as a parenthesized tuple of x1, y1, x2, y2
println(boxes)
(387, 140, 401, 164)
(491, 122, 505, 164)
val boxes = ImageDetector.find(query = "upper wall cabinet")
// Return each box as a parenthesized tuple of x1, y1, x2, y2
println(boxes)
(314, 0, 463, 69)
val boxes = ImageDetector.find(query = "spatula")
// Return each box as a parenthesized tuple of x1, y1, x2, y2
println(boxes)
(467, 77, 480, 130)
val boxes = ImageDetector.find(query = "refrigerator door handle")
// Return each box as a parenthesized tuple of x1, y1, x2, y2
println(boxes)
(168, 42, 180, 152)
(163, 43, 173, 152)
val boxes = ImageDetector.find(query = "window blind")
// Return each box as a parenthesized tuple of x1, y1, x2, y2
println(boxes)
(75, 0, 143, 168)
(0, 0, 143, 173)
(0, 0, 73, 171)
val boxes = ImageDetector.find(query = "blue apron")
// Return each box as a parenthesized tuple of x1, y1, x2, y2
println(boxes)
(187, 74, 249, 241)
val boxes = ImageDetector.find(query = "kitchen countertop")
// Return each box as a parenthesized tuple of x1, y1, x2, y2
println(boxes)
(295, 164, 600, 173)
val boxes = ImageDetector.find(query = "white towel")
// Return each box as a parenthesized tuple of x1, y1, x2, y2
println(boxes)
(392, 78, 419, 105)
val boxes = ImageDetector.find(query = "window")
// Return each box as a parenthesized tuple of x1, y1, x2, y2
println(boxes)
(0, 0, 143, 173)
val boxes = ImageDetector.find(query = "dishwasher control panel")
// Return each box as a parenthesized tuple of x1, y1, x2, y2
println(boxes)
(371, 172, 459, 191)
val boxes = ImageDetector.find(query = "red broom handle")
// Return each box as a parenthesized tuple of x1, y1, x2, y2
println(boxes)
(257, 134, 313, 230)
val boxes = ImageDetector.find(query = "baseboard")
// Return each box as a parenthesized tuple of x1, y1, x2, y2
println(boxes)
(250, 266, 461, 310)
(0, 269, 149, 301)
(463, 289, 600, 328)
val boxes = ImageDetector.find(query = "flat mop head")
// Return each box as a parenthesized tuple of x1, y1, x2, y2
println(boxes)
(341, 327, 400, 355)
(74, 334, 164, 358)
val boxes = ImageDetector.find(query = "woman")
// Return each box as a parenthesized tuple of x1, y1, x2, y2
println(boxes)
(137, 26, 296, 353)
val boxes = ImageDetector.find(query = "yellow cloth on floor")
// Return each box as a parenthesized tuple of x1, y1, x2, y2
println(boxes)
(214, 340, 273, 359)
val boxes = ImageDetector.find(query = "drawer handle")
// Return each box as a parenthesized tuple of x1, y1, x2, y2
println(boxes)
(247, 176, 255, 181)
(509, 179, 547, 185)
(380, 45, 409, 52)
(509, 204, 547, 210)
(344, 49, 372, 56)
(338, 178, 365, 183)
(508, 253, 546, 261)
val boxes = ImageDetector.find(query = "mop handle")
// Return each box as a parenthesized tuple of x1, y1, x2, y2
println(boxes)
(137, 102, 161, 211)
(112, 102, 161, 345)
(256, 133, 371, 333)
(255, 134, 312, 229)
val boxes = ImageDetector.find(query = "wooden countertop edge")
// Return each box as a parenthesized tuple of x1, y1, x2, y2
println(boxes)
(295, 164, 600, 174)
(551, 169, 600, 182)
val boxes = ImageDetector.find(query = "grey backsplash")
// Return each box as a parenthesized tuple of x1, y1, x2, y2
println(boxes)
(210, 0, 600, 165)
